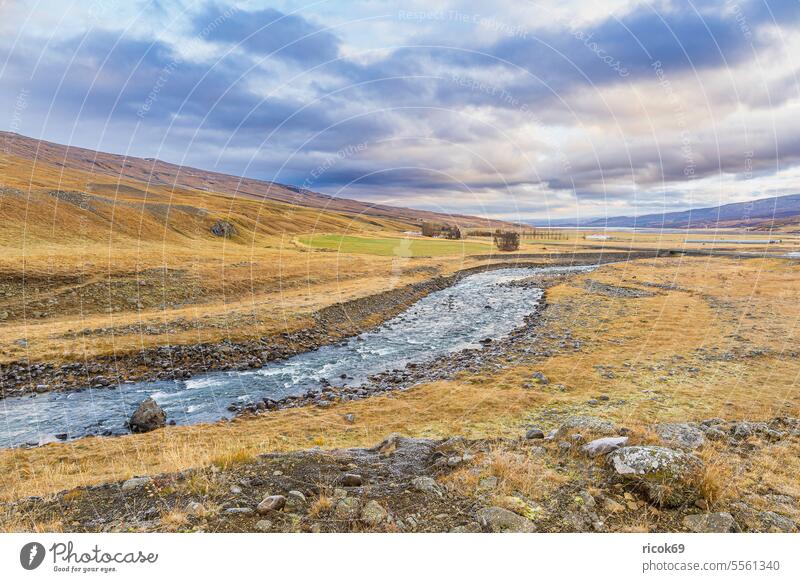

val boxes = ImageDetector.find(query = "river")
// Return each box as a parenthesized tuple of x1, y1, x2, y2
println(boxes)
(0, 265, 591, 448)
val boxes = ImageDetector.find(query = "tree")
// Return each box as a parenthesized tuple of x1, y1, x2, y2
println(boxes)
(493, 230, 520, 251)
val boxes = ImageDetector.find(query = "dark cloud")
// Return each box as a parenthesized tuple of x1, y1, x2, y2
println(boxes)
(193, 4, 340, 65)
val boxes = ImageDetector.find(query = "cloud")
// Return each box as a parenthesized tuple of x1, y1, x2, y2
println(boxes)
(0, 0, 798, 219)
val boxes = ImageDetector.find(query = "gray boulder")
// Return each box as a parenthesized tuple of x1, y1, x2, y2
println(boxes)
(582, 436, 628, 457)
(411, 476, 443, 497)
(121, 476, 151, 491)
(361, 500, 388, 526)
(683, 512, 739, 532)
(477, 507, 536, 532)
(257, 495, 286, 514)
(129, 398, 166, 433)
(608, 446, 704, 507)
(656, 423, 706, 449)
(210, 219, 236, 238)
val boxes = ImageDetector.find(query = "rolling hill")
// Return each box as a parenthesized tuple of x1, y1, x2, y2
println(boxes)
(532, 193, 800, 231)
(0, 131, 507, 238)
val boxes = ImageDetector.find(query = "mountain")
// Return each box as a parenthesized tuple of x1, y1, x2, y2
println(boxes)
(531, 194, 800, 230)
(0, 131, 508, 231)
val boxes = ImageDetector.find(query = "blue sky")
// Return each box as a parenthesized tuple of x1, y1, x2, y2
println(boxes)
(1, 0, 799, 221)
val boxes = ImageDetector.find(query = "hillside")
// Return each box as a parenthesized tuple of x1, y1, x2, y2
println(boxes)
(532, 193, 800, 230)
(0, 131, 508, 235)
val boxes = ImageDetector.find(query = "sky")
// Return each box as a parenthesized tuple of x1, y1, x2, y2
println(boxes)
(1, 0, 799, 222)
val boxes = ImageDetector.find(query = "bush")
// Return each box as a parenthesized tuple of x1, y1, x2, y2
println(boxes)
(493, 230, 520, 251)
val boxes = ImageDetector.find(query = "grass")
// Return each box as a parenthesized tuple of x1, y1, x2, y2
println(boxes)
(4, 256, 800, 503)
(297, 233, 494, 257)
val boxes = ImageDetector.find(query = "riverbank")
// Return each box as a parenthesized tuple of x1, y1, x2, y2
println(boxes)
(0, 253, 638, 400)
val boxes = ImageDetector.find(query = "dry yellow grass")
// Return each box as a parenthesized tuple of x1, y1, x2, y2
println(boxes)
(2, 256, 800, 504)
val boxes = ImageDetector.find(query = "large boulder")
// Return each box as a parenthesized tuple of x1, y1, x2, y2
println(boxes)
(608, 446, 704, 507)
(129, 397, 167, 433)
(477, 507, 537, 532)
(210, 219, 237, 238)
(656, 423, 706, 450)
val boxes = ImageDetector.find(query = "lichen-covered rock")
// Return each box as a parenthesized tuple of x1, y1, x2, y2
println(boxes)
(129, 398, 166, 433)
(608, 446, 703, 507)
(210, 219, 236, 238)
(656, 423, 706, 449)
(682, 512, 739, 532)
(556, 416, 617, 438)
(477, 507, 537, 532)
(360, 500, 388, 526)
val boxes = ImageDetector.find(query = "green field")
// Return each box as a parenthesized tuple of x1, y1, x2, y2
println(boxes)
(298, 234, 494, 257)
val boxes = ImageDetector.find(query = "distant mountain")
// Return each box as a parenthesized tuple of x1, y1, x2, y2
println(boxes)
(0, 131, 509, 230)
(530, 194, 800, 230)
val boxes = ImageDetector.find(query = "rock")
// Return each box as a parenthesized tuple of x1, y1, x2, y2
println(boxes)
(683, 512, 739, 533)
(343, 413, 356, 424)
(224, 507, 254, 515)
(121, 476, 151, 491)
(608, 446, 704, 507)
(477, 507, 536, 532)
(287, 490, 306, 505)
(411, 476, 443, 497)
(450, 523, 481, 533)
(339, 473, 363, 487)
(210, 219, 236, 238)
(602, 497, 626, 513)
(730, 502, 797, 532)
(582, 436, 628, 457)
(257, 495, 286, 515)
(186, 501, 206, 516)
(704, 427, 727, 441)
(525, 427, 545, 440)
(531, 371, 549, 385)
(730, 422, 754, 439)
(556, 416, 616, 438)
(361, 500, 388, 526)
(656, 423, 706, 449)
(478, 476, 498, 490)
(497, 495, 542, 520)
(255, 519, 273, 532)
(333, 497, 361, 521)
(129, 397, 166, 433)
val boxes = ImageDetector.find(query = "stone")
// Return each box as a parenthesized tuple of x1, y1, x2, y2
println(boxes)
(333, 497, 361, 521)
(582, 436, 628, 457)
(128, 397, 166, 433)
(343, 413, 356, 424)
(477, 507, 536, 532)
(556, 416, 617, 438)
(255, 519, 273, 532)
(339, 473, 363, 487)
(683, 512, 739, 533)
(656, 423, 706, 450)
(602, 497, 626, 513)
(525, 427, 545, 440)
(257, 495, 286, 515)
(186, 501, 206, 516)
(411, 476, 443, 497)
(121, 476, 151, 491)
(478, 476, 498, 490)
(730, 502, 797, 532)
(210, 219, 237, 238)
(361, 500, 388, 526)
(287, 490, 306, 505)
(531, 371, 549, 385)
(704, 427, 726, 441)
(224, 507, 254, 515)
(608, 446, 704, 507)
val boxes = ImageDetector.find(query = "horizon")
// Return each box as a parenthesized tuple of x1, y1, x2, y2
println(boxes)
(2, 1, 799, 221)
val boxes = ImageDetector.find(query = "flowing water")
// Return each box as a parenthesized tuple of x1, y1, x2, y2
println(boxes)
(0, 266, 592, 448)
